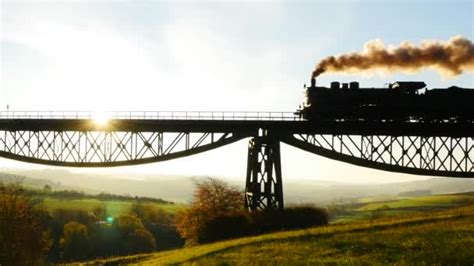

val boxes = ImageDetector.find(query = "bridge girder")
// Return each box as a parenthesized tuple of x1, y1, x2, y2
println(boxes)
(282, 134, 473, 178)
(0, 130, 243, 167)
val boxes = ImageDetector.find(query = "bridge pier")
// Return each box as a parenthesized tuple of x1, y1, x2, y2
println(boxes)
(244, 136, 284, 211)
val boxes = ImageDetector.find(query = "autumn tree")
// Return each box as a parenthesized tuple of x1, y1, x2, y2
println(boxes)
(0, 178, 52, 265)
(114, 215, 156, 254)
(129, 202, 183, 250)
(60, 221, 91, 261)
(176, 178, 244, 244)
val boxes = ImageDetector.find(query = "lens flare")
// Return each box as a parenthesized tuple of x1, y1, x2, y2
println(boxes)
(91, 111, 112, 126)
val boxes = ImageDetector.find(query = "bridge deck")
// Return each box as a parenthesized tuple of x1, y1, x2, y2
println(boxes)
(0, 118, 472, 137)
(0, 112, 472, 177)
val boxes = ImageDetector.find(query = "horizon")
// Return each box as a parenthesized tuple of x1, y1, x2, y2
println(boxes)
(1, 165, 444, 185)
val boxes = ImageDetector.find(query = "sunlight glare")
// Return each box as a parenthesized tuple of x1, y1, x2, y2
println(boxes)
(92, 111, 112, 126)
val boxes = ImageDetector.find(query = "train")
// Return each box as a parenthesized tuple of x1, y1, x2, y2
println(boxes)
(296, 78, 474, 123)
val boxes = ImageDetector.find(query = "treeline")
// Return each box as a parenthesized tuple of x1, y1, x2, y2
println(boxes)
(0, 179, 183, 265)
(25, 186, 173, 204)
(45, 202, 183, 262)
(398, 190, 433, 197)
(1, 177, 329, 264)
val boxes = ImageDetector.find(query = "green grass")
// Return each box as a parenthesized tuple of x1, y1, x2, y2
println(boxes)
(81, 200, 474, 265)
(329, 192, 474, 224)
(356, 194, 403, 203)
(42, 198, 183, 217)
(356, 194, 474, 211)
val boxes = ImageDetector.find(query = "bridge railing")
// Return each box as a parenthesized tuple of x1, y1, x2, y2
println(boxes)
(0, 111, 303, 121)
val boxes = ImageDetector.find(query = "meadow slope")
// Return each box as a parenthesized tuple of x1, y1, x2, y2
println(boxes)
(84, 202, 474, 265)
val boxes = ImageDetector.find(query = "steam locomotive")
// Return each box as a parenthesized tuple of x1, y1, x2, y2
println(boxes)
(296, 78, 474, 123)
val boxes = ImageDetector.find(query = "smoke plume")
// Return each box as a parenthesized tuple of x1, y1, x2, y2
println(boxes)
(312, 36, 474, 78)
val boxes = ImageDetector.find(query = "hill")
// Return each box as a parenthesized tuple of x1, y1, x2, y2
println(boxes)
(0, 173, 182, 216)
(329, 192, 474, 223)
(3, 169, 474, 204)
(42, 197, 182, 217)
(84, 193, 474, 265)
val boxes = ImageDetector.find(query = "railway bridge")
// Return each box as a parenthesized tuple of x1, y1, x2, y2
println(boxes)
(0, 111, 472, 210)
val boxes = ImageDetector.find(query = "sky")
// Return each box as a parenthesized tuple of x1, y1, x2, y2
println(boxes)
(0, 0, 473, 184)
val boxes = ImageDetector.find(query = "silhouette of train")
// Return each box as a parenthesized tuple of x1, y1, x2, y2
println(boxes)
(296, 77, 474, 122)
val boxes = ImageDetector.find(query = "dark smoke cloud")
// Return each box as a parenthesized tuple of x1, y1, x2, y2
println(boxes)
(312, 36, 474, 78)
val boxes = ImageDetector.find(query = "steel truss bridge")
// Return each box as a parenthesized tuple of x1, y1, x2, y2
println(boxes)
(0, 111, 473, 211)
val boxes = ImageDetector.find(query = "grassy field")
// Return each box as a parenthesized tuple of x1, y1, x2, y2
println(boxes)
(330, 192, 474, 224)
(81, 193, 474, 265)
(42, 198, 183, 217)
(356, 193, 474, 211)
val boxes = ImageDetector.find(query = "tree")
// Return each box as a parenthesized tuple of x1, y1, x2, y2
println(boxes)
(92, 205, 107, 221)
(60, 221, 91, 261)
(43, 184, 52, 193)
(114, 215, 156, 254)
(192, 178, 243, 215)
(129, 201, 146, 220)
(129, 202, 184, 250)
(176, 177, 243, 244)
(0, 179, 52, 265)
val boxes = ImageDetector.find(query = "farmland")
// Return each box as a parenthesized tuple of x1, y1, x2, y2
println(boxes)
(83, 192, 474, 265)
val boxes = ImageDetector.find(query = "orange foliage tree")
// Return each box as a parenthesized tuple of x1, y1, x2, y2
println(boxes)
(0, 179, 52, 265)
(60, 221, 91, 261)
(175, 178, 243, 245)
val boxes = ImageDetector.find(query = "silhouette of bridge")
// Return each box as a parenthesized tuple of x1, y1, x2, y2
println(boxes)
(0, 111, 473, 210)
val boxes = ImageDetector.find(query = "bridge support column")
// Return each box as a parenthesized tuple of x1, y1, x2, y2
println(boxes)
(244, 136, 284, 211)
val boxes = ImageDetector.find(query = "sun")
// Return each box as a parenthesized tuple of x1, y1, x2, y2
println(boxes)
(91, 111, 112, 126)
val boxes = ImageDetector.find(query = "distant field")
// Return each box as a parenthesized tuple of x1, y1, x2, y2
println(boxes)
(42, 198, 183, 217)
(356, 193, 474, 211)
(356, 194, 402, 203)
(83, 193, 474, 265)
(331, 192, 474, 224)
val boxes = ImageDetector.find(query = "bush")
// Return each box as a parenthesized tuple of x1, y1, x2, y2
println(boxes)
(250, 206, 328, 235)
(198, 211, 251, 243)
(280, 206, 329, 229)
(185, 206, 328, 244)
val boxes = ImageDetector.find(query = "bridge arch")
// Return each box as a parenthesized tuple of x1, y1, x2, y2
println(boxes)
(282, 134, 473, 178)
(0, 130, 245, 167)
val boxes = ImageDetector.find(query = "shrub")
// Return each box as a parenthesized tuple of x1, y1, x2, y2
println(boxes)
(182, 205, 328, 244)
(250, 206, 328, 234)
(280, 206, 329, 229)
(198, 211, 251, 243)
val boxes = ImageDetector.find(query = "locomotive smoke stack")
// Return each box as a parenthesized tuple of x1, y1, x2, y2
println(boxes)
(311, 77, 316, 87)
(311, 35, 474, 78)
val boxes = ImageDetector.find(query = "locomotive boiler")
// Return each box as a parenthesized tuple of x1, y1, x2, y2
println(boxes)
(297, 78, 474, 123)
